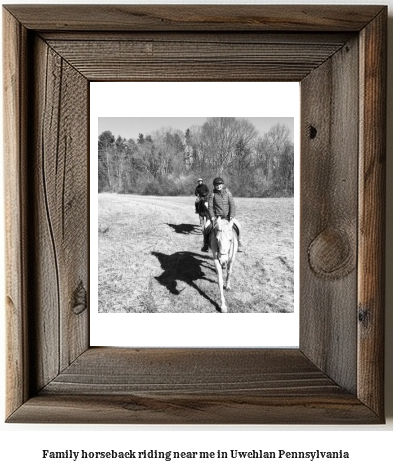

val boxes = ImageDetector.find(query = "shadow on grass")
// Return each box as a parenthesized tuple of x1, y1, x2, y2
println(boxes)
(166, 223, 201, 235)
(152, 251, 219, 311)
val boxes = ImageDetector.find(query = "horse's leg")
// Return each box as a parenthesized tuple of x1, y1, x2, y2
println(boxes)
(214, 257, 227, 312)
(225, 261, 234, 291)
(201, 203, 208, 229)
(225, 235, 238, 291)
(210, 233, 227, 312)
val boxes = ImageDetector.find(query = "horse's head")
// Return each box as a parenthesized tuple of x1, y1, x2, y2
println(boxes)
(214, 218, 234, 268)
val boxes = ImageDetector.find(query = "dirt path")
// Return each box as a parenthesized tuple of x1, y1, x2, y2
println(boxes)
(98, 194, 294, 313)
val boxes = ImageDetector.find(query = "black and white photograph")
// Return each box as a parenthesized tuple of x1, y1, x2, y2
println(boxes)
(97, 116, 295, 315)
(90, 82, 299, 347)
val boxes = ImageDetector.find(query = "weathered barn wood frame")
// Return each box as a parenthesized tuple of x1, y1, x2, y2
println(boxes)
(3, 5, 386, 423)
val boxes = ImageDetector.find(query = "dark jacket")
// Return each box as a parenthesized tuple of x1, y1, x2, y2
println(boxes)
(208, 187, 235, 220)
(195, 183, 209, 198)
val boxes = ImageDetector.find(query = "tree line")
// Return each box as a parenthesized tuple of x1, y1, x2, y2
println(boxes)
(98, 117, 294, 197)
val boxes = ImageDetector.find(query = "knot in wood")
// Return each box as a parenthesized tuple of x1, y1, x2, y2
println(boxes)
(358, 307, 370, 326)
(309, 125, 317, 139)
(72, 281, 87, 315)
(308, 228, 355, 279)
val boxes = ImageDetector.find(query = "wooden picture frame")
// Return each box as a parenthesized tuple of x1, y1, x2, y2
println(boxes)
(3, 5, 386, 424)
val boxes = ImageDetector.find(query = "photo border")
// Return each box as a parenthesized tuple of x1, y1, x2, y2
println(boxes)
(90, 86, 300, 347)
(3, 5, 386, 424)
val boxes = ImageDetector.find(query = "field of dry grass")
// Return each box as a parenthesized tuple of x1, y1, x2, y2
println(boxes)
(98, 194, 294, 313)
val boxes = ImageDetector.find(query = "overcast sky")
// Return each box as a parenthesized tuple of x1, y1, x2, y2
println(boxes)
(98, 117, 295, 142)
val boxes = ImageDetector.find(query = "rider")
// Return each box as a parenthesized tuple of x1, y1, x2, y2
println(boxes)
(201, 177, 242, 252)
(194, 178, 209, 213)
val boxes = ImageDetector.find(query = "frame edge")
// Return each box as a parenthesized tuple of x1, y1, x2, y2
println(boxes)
(357, 7, 387, 421)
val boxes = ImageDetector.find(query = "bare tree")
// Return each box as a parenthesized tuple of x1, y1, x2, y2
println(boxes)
(254, 123, 293, 194)
(199, 117, 258, 174)
(98, 130, 115, 191)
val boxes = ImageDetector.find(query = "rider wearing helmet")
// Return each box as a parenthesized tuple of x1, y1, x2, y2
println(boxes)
(201, 177, 242, 252)
(208, 177, 235, 222)
(194, 178, 209, 213)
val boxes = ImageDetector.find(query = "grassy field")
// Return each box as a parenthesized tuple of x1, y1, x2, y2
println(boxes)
(98, 194, 294, 313)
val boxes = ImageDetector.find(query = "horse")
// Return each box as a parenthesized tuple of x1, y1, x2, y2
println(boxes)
(207, 217, 238, 313)
(196, 197, 209, 228)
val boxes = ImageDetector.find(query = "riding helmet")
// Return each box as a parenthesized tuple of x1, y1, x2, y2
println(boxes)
(197, 178, 203, 182)
(213, 177, 224, 185)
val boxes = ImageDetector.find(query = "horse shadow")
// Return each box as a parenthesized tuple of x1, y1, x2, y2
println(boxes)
(151, 251, 219, 311)
(166, 223, 201, 235)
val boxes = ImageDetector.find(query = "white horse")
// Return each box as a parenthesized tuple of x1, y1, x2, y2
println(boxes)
(208, 217, 238, 313)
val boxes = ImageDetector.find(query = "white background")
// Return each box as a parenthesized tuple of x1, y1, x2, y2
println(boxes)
(90, 82, 300, 348)
(1, 1, 392, 473)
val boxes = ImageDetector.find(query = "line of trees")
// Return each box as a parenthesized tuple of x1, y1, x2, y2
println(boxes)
(98, 118, 294, 197)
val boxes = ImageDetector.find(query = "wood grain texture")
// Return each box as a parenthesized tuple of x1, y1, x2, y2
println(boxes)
(29, 36, 89, 388)
(7, 348, 380, 424)
(44, 348, 341, 395)
(40, 31, 354, 44)
(300, 36, 359, 394)
(46, 37, 347, 82)
(3, 5, 386, 424)
(357, 9, 387, 417)
(3, 5, 384, 32)
(3, 9, 29, 417)
(8, 392, 379, 425)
